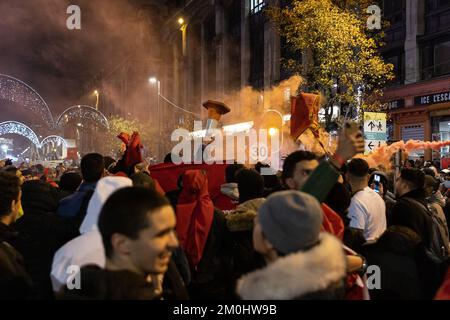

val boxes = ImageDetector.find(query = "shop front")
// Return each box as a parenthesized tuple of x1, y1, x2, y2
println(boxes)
(382, 76, 450, 163)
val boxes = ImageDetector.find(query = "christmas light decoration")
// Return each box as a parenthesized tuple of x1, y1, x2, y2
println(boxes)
(56, 105, 110, 129)
(0, 74, 55, 128)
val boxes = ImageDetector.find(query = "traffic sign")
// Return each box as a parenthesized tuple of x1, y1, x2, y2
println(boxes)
(364, 112, 387, 154)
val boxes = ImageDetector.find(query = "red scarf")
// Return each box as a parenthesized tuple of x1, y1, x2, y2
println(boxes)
(176, 170, 214, 269)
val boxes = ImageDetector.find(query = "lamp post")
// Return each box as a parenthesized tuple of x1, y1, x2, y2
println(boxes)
(178, 17, 187, 56)
(149, 77, 161, 160)
(93, 90, 99, 110)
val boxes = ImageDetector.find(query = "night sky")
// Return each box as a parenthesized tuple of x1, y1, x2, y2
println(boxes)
(0, 0, 156, 124)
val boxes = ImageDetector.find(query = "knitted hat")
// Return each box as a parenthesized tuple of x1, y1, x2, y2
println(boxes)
(258, 190, 323, 254)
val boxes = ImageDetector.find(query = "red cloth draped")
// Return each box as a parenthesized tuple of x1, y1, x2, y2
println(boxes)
(153, 179, 165, 196)
(149, 163, 227, 201)
(117, 131, 143, 169)
(176, 170, 215, 269)
(290, 93, 321, 140)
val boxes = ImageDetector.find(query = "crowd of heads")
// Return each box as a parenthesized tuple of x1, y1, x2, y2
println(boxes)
(0, 136, 450, 300)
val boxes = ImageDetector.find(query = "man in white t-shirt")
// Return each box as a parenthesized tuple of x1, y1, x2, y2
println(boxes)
(346, 158, 386, 241)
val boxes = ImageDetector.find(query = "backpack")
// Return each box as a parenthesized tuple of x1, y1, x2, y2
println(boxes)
(425, 203, 450, 264)
(408, 198, 450, 264)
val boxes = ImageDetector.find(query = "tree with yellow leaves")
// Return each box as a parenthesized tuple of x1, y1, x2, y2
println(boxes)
(269, 0, 394, 129)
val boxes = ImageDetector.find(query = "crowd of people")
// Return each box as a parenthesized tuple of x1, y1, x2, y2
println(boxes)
(0, 129, 450, 300)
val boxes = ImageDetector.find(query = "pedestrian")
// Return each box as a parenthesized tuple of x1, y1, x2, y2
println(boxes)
(59, 187, 179, 299)
(236, 190, 347, 299)
(57, 153, 105, 219)
(176, 170, 231, 299)
(0, 172, 33, 299)
(361, 225, 423, 299)
(346, 158, 386, 242)
(225, 169, 266, 296)
(390, 168, 447, 298)
(51, 176, 132, 293)
(14, 180, 79, 299)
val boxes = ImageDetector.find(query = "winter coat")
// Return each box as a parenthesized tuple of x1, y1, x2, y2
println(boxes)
(51, 177, 132, 292)
(236, 233, 347, 300)
(188, 208, 233, 300)
(162, 258, 190, 300)
(390, 189, 433, 247)
(0, 222, 33, 299)
(58, 265, 157, 300)
(225, 198, 266, 297)
(361, 225, 423, 299)
(12, 180, 79, 299)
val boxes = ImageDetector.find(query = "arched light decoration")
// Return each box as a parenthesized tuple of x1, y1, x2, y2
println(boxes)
(56, 105, 110, 130)
(0, 74, 55, 128)
(0, 121, 41, 147)
(40, 135, 68, 148)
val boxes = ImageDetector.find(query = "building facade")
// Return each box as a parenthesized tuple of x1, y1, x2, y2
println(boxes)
(160, 0, 286, 122)
(381, 0, 450, 161)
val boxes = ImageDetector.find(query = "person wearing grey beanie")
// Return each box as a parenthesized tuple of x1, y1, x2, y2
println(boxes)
(236, 190, 347, 300)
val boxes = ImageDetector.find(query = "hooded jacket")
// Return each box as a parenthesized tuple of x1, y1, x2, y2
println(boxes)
(176, 170, 215, 269)
(236, 233, 346, 300)
(50, 176, 132, 292)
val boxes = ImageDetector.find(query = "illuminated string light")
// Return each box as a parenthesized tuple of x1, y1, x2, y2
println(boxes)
(0, 74, 55, 128)
(0, 121, 41, 147)
(56, 105, 110, 129)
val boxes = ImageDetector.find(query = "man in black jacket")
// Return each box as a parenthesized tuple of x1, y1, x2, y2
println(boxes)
(0, 172, 33, 299)
(391, 168, 431, 246)
(390, 168, 443, 298)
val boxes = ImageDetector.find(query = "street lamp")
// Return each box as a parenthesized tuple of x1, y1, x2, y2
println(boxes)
(178, 17, 187, 56)
(149, 77, 162, 160)
(93, 90, 99, 110)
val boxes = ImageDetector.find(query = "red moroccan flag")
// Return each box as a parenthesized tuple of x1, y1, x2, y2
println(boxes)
(290, 92, 321, 140)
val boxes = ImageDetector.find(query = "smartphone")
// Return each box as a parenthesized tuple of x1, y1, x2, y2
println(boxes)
(373, 174, 381, 193)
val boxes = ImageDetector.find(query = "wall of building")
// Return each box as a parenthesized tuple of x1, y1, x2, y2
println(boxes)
(382, 0, 450, 161)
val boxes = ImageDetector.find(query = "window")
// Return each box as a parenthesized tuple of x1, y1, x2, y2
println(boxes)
(434, 41, 450, 75)
(250, 0, 265, 14)
(384, 53, 404, 84)
(440, 0, 450, 8)
(383, 0, 405, 25)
